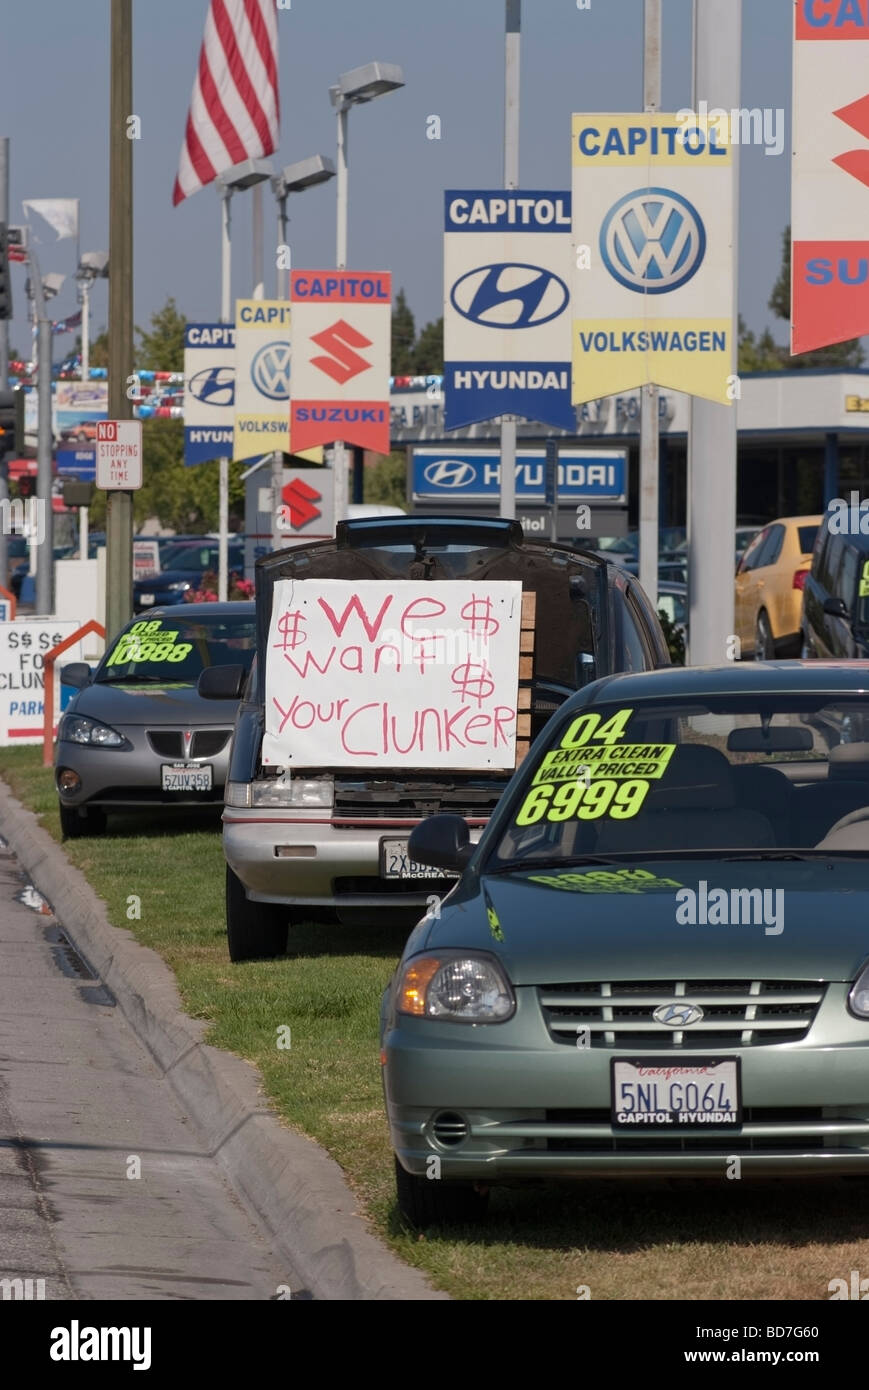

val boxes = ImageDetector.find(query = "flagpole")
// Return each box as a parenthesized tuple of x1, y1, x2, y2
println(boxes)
(218, 186, 231, 602)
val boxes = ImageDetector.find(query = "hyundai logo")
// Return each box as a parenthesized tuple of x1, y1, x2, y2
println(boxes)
(653, 1003, 705, 1028)
(188, 366, 235, 407)
(251, 342, 292, 400)
(450, 262, 569, 329)
(600, 188, 706, 294)
(422, 459, 478, 489)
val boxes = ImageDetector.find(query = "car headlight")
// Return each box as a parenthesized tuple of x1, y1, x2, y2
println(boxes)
(58, 714, 127, 747)
(396, 951, 515, 1023)
(848, 960, 869, 1018)
(166, 581, 191, 592)
(224, 777, 334, 809)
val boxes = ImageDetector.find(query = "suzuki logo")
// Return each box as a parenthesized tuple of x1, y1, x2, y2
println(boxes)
(600, 188, 706, 294)
(652, 1003, 705, 1028)
(310, 319, 371, 384)
(422, 459, 477, 489)
(281, 477, 322, 529)
(188, 366, 235, 407)
(251, 342, 291, 401)
(834, 92, 869, 188)
(449, 262, 569, 328)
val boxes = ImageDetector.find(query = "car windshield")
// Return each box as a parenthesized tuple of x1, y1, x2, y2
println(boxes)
(96, 612, 255, 684)
(487, 693, 869, 868)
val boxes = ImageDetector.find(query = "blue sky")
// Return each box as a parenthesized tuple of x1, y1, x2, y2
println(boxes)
(1, 0, 793, 358)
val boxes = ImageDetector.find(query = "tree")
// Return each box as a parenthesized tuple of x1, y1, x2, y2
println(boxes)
(74, 328, 109, 368)
(391, 288, 416, 375)
(135, 296, 186, 371)
(412, 316, 444, 375)
(364, 451, 407, 510)
(737, 315, 786, 373)
(768, 226, 864, 369)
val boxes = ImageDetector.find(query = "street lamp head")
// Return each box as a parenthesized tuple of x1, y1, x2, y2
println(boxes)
(77, 250, 109, 280)
(217, 157, 276, 192)
(42, 272, 66, 300)
(335, 61, 405, 106)
(272, 155, 336, 199)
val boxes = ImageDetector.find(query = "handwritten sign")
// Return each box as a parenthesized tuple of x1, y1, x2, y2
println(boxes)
(262, 579, 523, 769)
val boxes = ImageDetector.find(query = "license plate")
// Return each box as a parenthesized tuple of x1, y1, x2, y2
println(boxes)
(381, 838, 459, 880)
(161, 762, 212, 792)
(139, 594, 155, 606)
(611, 1057, 741, 1129)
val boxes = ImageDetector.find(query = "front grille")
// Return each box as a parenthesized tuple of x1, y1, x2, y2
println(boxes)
(191, 729, 231, 758)
(539, 979, 826, 1048)
(148, 730, 183, 758)
(334, 778, 504, 822)
(146, 729, 231, 759)
(540, 1106, 861, 1153)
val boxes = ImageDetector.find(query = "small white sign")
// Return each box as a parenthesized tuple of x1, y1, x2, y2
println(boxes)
(96, 420, 143, 490)
(0, 620, 83, 746)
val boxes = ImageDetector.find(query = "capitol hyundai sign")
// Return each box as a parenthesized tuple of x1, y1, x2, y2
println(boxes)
(443, 191, 575, 432)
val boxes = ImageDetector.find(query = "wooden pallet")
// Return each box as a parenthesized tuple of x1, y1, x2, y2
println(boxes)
(515, 589, 536, 768)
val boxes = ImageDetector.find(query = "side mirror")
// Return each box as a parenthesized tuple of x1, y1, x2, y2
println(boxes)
(408, 814, 473, 872)
(575, 651, 596, 688)
(60, 662, 92, 690)
(823, 595, 849, 620)
(197, 663, 246, 701)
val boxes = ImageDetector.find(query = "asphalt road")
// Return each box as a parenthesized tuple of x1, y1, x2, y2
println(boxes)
(0, 837, 301, 1301)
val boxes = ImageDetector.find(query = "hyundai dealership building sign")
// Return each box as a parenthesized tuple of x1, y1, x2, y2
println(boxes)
(443, 191, 575, 431)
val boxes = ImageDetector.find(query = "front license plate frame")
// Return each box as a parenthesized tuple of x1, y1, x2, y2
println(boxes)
(161, 762, 213, 793)
(610, 1056, 742, 1130)
(379, 837, 460, 881)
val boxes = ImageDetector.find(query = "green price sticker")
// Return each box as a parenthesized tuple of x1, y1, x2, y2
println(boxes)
(861, 560, 869, 599)
(106, 620, 192, 667)
(515, 778, 650, 825)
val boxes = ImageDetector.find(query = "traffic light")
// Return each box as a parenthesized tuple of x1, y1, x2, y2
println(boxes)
(0, 223, 11, 321)
(17, 474, 34, 499)
(0, 389, 25, 458)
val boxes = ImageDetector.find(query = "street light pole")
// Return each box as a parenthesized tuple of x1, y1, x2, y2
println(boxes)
(333, 95, 350, 526)
(218, 182, 232, 601)
(29, 248, 53, 615)
(80, 277, 90, 382)
(500, 0, 520, 522)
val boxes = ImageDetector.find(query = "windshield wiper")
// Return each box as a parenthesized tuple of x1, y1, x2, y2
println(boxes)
(98, 674, 185, 684)
(485, 852, 647, 875)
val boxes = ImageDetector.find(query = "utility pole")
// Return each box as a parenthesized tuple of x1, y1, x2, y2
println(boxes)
(500, 0, 520, 520)
(688, 0, 741, 665)
(106, 0, 134, 642)
(29, 248, 53, 614)
(639, 0, 661, 613)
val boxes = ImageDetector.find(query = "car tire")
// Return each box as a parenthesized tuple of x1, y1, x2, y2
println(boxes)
(755, 611, 775, 661)
(393, 1156, 489, 1227)
(226, 865, 288, 962)
(59, 803, 106, 838)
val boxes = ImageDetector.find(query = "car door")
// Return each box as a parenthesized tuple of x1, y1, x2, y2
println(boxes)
(833, 543, 859, 657)
(816, 532, 844, 657)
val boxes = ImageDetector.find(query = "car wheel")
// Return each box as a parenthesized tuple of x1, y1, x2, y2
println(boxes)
(755, 611, 775, 661)
(226, 864, 288, 962)
(393, 1156, 489, 1227)
(59, 803, 106, 838)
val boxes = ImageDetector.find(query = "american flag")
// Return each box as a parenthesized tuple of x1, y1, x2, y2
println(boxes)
(173, 0, 279, 207)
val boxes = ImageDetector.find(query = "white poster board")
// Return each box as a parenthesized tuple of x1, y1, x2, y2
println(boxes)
(0, 620, 83, 745)
(263, 579, 523, 769)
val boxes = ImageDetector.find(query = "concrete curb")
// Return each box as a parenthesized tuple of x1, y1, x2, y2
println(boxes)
(0, 781, 446, 1301)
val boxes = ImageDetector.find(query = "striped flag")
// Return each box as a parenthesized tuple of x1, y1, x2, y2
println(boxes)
(173, 0, 279, 207)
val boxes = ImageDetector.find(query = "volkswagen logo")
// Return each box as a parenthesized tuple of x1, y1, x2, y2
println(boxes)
(188, 366, 235, 407)
(422, 459, 478, 489)
(251, 341, 291, 400)
(600, 188, 706, 294)
(450, 262, 569, 329)
(652, 1003, 705, 1028)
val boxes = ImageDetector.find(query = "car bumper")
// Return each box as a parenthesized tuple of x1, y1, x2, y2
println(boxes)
(223, 809, 470, 908)
(383, 984, 869, 1181)
(56, 730, 231, 808)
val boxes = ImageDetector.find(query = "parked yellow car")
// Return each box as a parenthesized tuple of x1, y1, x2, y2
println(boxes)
(735, 515, 822, 659)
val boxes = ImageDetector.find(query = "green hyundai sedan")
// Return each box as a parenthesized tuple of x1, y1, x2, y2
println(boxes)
(381, 662, 869, 1224)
